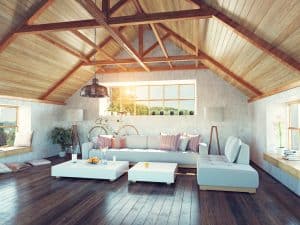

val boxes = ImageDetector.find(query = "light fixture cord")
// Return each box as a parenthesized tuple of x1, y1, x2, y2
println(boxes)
(94, 0, 97, 78)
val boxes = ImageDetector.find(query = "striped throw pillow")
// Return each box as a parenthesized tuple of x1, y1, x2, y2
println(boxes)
(187, 135, 201, 152)
(160, 134, 180, 151)
(111, 137, 126, 149)
(97, 135, 113, 149)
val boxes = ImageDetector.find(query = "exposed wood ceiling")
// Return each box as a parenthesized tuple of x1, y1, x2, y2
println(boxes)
(0, 0, 299, 104)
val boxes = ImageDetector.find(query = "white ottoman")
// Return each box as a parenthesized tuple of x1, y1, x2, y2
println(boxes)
(128, 162, 177, 184)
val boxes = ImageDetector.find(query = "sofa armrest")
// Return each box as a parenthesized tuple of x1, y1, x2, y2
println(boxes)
(236, 143, 250, 164)
(82, 142, 93, 159)
(199, 142, 208, 155)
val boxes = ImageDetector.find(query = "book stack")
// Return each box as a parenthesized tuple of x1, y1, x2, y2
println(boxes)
(282, 149, 300, 161)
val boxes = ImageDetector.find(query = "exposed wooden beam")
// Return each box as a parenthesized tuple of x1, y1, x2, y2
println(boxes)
(159, 24, 263, 96)
(84, 55, 204, 66)
(150, 23, 172, 68)
(17, 8, 213, 34)
(107, 8, 213, 26)
(248, 80, 300, 103)
(138, 25, 144, 57)
(40, 27, 126, 100)
(36, 34, 90, 63)
(97, 64, 207, 73)
(70, 30, 126, 70)
(143, 33, 170, 57)
(102, 0, 110, 18)
(0, 0, 54, 53)
(192, 0, 300, 73)
(132, 0, 144, 14)
(109, 0, 129, 16)
(194, 19, 199, 67)
(78, 0, 150, 72)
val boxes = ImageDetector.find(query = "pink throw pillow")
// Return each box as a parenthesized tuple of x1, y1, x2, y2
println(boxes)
(111, 137, 126, 149)
(187, 135, 201, 152)
(97, 135, 112, 149)
(160, 134, 180, 151)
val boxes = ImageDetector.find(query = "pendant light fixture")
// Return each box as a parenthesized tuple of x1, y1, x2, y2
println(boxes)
(80, 2, 109, 98)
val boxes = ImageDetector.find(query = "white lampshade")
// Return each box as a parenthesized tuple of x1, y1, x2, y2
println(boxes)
(204, 107, 224, 122)
(64, 109, 84, 122)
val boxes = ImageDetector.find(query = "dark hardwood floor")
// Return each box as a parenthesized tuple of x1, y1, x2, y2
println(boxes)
(0, 157, 299, 225)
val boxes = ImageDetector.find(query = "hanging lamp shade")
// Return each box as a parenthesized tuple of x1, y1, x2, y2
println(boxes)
(80, 77, 109, 98)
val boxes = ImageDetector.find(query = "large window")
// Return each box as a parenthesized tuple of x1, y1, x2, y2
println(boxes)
(107, 82, 196, 116)
(0, 105, 18, 147)
(288, 102, 300, 150)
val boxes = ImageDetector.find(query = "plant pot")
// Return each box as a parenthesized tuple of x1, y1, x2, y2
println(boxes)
(179, 111, 184, 115)
(59, 151, 66, 157)
(160, 111, 164, 115)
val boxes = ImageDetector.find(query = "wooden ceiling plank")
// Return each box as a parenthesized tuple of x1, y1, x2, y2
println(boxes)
(109, 0, 130, 16)
(194, 19, 199, 67)
(97, 64, 207, 73)
(0, 0, 54, 53)
(17, 8, 213, 34)
(143, 33, 170, 57)
(150, 23, 172, 68)
(40, 26, 127, 100)
(159, 24, 263, 96)
(192, 0, 300, 73)
(84, 55, 204, 65)
(138, 25, 144, 57)
(36, 34, 89, 63)
(102, 0, 110, 18)
(248, 80, 300, 103)
(78, 0, 150, 72)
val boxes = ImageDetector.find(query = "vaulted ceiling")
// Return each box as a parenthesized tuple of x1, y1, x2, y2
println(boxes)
(0, 0, 299, 104)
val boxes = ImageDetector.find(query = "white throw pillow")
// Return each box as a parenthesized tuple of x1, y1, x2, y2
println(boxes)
(147, 135, 160, 149)
(178, 136, 189, 151)
(224, 136, 241, 162)
(0, 163, 12, 173)
(126, 135, 147, 149)
(14, 131, 33, 147)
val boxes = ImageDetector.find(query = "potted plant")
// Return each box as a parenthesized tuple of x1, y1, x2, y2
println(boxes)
(51, 127, 72, 157)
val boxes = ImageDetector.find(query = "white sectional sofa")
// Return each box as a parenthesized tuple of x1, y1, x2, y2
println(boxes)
(197, 136, 259, 193)
(82, 135, 208, 168)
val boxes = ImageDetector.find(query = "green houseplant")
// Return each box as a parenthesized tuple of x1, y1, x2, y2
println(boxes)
(51, 127, 72, 157)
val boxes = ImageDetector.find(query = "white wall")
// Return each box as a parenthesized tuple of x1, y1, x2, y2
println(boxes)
(0, 98, 64, 163)
(67, 69, 251, 154)
(249, 87, 300, 195)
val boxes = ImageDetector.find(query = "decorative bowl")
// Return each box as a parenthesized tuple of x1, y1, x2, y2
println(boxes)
(87, 157, 101, 164)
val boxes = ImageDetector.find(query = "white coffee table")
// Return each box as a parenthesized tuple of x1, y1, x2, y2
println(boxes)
(51, 160, 129, 181)
(128, 162, 178, 184)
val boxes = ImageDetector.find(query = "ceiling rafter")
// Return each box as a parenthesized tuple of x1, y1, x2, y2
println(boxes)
(84, 55, 204, 66)
(40, 26, 126, 100)
(109, 0, 130, 16)
(96, 64, 207, 74)
(16, 8, 213, 34)
(138, 25, 144, 57)
(0, 0, 54, 53)
(158, 24, 263, 96)
(78, 0, 150, 72)
(143, 33, 170, 57)
(189, 0, 300, 73)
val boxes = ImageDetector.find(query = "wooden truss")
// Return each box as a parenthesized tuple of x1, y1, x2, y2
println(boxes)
(0, 0, 299, 103)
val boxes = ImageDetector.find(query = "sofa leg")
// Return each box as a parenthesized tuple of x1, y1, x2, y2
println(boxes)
(199, 185, 256, 194)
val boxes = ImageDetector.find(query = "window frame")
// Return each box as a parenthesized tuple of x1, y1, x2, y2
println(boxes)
(288, 101, 300, 150)
(0, 105, 18, 147)
(109, 83, 196, 116)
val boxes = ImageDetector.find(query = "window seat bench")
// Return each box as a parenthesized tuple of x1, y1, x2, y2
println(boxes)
(0, 146, 32, 158)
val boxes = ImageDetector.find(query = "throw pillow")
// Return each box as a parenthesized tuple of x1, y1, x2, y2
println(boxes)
(224, 136, 241, 162)
(0, 163, 12, 173)
(14, 131, 33, 147)
(111, 137, 126, 149)
(178, 136, 190, 151)
(187, 134, 201, 152)
(96, 135, 113, 149)
(27, 159, 51, 166)
(160, 134, 180, 151)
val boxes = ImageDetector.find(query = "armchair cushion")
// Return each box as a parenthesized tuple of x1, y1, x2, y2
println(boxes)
(224, 136, 241, 162)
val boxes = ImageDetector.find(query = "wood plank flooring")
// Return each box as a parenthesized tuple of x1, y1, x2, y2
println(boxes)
(0, 157, 299, 225)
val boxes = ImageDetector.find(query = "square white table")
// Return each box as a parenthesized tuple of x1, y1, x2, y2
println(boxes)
(128, 162, 178, 184)
(51, 160, 129, 181)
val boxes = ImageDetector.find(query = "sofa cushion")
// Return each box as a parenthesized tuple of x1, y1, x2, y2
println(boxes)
(14, 131, 33, 147)
(97, 135, 113, 148)
(160, 134, 180, 151)
(111, 137, 126, 148)
(126, 135, 148, 149)
(147, 135, 160, 149)
(187, 135, 201, 152)
(178, 136, 189, 151)
(224, 136, 241, 162)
